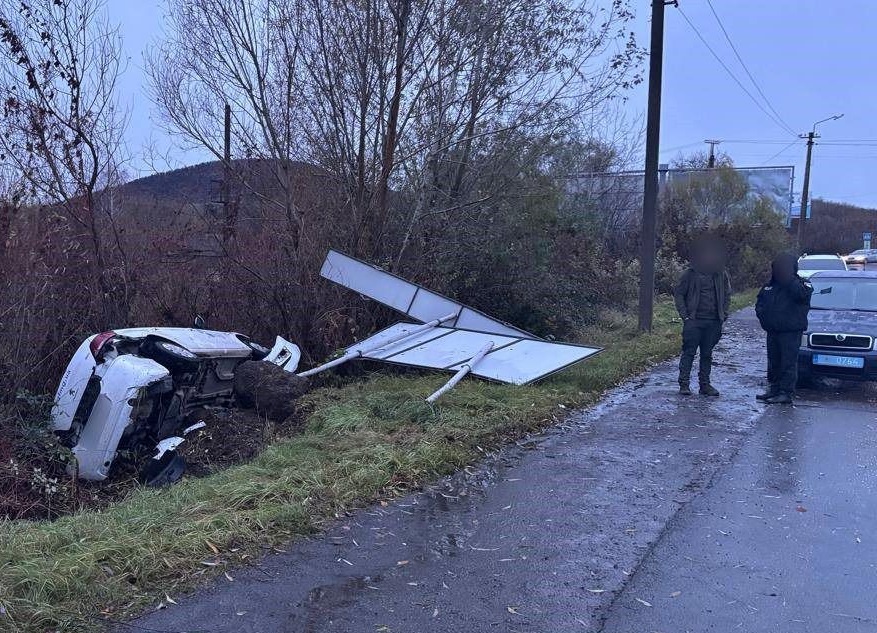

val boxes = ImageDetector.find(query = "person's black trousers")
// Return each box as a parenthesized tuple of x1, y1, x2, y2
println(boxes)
(679, 318, 723, 387)
(766, 330, 803, 395)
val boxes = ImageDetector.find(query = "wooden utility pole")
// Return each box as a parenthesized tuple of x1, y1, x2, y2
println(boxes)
(705, 139, 721, 168)
(638, 0, 676, 332)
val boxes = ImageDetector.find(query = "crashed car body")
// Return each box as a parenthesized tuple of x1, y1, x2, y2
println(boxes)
(51, 327, 300, 482)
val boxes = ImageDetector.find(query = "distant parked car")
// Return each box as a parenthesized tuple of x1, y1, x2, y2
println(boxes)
(798, 271, 877, 384)
(797, 254, 848, 280)
(52, 327, 301, 484)
(843, 249, 870, 266)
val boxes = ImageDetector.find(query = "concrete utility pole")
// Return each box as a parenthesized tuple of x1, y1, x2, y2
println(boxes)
(705, 139, 721, 168)
(796, 114, 843, 250)
(638, 0, 677, 332)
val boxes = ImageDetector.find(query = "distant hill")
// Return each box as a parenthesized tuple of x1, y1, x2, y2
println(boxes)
(113, 159, 343, 232)
(796, 199, 877, 253)
(121, 161, 227, 203)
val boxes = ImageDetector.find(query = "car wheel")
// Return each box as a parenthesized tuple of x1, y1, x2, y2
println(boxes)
(140, 339, 200, 369)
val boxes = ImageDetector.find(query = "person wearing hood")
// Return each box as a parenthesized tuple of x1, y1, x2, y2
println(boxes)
(754, 252, 813, 404)
(673, 239, 732, 396)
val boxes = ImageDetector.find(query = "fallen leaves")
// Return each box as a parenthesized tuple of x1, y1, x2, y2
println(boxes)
(635, 598, 652, 607)
(670, 591, 681, 598)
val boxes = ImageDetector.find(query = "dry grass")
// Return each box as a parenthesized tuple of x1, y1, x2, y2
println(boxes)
(0, 293, 756, 632)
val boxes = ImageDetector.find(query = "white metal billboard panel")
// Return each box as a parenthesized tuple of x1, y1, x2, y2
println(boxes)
(407, 290, 461, 324)
(454, 309, 533, 338)
(349, 323, 600, 385)
(321, 250, 536, 339)
(321, 250, 416, 313)
(451, 338, 600, 385)
(370, 327, 519, 368)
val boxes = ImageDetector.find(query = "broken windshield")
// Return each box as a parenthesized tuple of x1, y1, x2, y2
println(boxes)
(810, 278, 877, 311)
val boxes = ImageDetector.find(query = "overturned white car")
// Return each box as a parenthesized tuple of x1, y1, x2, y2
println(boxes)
(51, 327, 300, 484)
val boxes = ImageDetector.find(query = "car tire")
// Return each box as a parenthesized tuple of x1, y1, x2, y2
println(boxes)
(140, 339, 200, 370)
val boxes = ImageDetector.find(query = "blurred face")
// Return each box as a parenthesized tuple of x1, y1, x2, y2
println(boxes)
(773, 258, 796, 283)
(691, 239, 726, 272)
(701, 248, 725, 272)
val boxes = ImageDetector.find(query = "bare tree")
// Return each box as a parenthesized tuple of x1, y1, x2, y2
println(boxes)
(147, 0, 308, 242)
(297, 0, 644, 261)
(0, 0, 128, 322)
(149, 0, 642, 255)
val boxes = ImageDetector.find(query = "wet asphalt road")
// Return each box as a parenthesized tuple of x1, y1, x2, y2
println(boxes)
(126, 311, 877, 633)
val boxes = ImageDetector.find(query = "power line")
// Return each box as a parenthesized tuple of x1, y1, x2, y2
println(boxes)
(661, 139, 877, 147)
(820, 142, 877, 147)
(677, 7, 797, 139)
(659, 141, 706, 154)
(705, 0, 797, 136)
(760, 140, 799, 166)
(721, 139, 801, 145)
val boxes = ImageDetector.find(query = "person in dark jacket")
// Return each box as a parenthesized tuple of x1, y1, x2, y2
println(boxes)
(755, 252, 813, 404)
(674, 241, 732, 396)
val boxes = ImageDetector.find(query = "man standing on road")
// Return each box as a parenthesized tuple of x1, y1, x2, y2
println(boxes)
(674, 240, 732, 396)
(755, 253, 813, 404)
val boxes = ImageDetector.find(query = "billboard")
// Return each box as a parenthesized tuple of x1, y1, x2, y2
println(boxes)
(566, 165, 795, 222)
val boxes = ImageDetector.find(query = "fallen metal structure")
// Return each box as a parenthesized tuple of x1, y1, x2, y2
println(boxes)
(301, 250, 602, 400)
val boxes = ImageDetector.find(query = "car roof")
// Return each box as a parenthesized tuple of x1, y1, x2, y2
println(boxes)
(799, 254, 843, 260)
(810, 270, 877, 279)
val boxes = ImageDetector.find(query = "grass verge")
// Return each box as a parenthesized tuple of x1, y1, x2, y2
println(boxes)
(0, 293, 756, 632)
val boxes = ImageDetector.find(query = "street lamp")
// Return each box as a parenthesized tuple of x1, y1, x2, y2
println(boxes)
(797, 113, 843, 248)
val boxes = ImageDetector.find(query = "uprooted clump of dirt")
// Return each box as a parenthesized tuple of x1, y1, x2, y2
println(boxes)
(233, 361, 310, 421)
(178, 403, 304, 476)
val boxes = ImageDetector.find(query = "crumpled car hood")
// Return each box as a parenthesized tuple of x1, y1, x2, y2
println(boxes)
(807, 309, 877, 335)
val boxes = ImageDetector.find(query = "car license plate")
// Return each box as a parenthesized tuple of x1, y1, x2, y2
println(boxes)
(812, 354, 865, 369)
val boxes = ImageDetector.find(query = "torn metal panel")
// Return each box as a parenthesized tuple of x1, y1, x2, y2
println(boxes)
(263, 336, 301, 372)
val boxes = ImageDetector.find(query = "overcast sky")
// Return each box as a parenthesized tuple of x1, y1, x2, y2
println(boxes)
(114, 0, 877, 208)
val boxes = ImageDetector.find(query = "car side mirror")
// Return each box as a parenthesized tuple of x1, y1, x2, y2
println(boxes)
(193, 315, 206, 329)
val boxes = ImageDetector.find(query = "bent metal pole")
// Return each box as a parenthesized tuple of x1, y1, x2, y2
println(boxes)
(297, 312, 459, 378)
(425, 341, 494, 404)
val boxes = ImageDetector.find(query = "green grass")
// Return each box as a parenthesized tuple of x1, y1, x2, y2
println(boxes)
(0, 293, 756, 632)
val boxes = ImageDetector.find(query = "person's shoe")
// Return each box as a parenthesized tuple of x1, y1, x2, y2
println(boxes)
(699, 384, 720, 396)
(755, 391, 778, 401)
(679, 384, 692, 396)
(764, 393, 793, 404)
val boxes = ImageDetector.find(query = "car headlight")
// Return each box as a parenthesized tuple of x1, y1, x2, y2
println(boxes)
(801, 333, 809, 348)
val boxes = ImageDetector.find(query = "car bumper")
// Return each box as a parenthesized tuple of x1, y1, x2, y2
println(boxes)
(798, 348, 877, 381)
